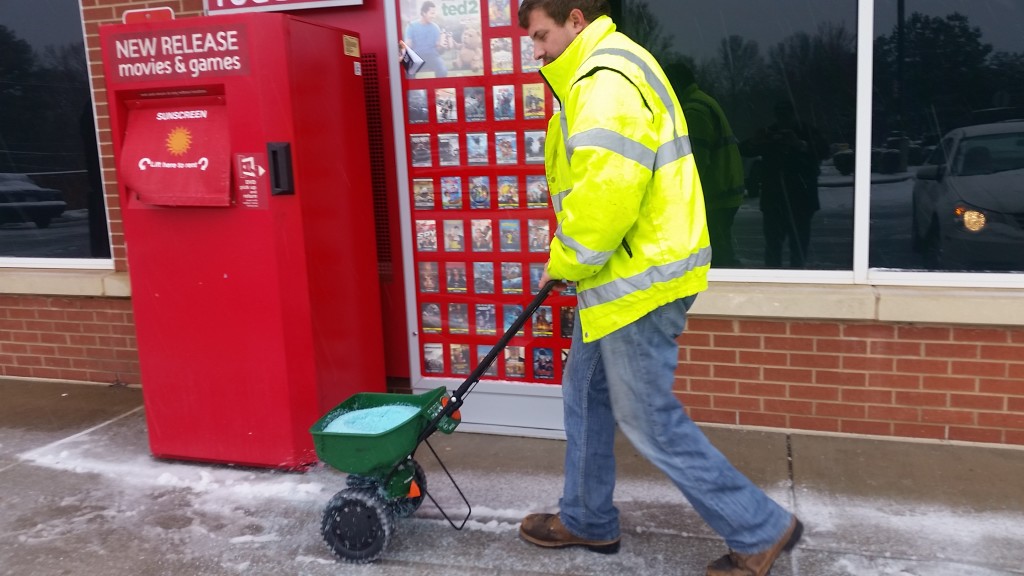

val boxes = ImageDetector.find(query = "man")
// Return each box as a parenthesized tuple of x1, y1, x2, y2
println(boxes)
(665, 61, 746, 267)
(404, 1, 449, 78)
(739, 100, 827, 268)
(517, 2, 801, 575)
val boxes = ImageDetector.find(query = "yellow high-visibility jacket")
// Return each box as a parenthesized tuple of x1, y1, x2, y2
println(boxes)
(541, 16, 711, 342)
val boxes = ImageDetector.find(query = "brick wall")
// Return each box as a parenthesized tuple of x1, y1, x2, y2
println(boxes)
(0, 295, 140, 385)
(680, 318, 1024, 446)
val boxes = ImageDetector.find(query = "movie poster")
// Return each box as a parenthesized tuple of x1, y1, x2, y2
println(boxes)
(400, 0, 484, 78)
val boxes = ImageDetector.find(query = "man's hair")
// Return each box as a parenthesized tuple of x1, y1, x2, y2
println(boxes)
(420, 1, 436, 15)
(517, 0, 611, 29)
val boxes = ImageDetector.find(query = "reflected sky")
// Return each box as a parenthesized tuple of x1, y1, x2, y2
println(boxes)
(1, 0, 83, 51)
(631, 0, 857, 61)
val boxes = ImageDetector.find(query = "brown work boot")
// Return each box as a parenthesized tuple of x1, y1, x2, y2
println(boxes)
(706, 516, 803, 576)
(519, 513, 621, 554)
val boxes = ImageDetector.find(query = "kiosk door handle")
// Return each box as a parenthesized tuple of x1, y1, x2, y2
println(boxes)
(267, 142, 294, 196)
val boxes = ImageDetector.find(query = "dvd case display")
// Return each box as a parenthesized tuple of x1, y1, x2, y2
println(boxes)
(401, 17, 573, 383)
(501, 261, 522, 294)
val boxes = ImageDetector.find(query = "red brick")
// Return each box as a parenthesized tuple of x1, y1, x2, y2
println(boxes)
(815, 370, 868, 387)
(677, 392, 713, 408)
(841, 420, 893, 436)
(978, 412, 1024, 430)
(790, 416, 840, 432)
(949, 393, 1005, 411)
(1009, 397, 1024, 412)
(921, 409, 975, 425)
(922, 375, 977, 392)
(896, 358, 951, 375)
(893, 423, 947, 440)
(690, 379, 737, 394)
(952, 328, 1009, 343)
(897, 326, 951, 341)
(679, 363, 712, 378)
(714, 395, 761, 411)
(924, 342, 982, 360)
(815, 402, 867, 419)
(680, 332, 711, 347)
(842, 388, 893, 404)
(737, 320, 787, 335)
(789, 384, 839, 401)
(870, 341, 923, 357)
(949, 427, 1004, 444)
(1005, 431, 1024, 446)
(713, 364, 760, 380)
(979, 345, 1024, 361)
(739, 412, 788, 428)
(689, 408, 736, 425)
(738, 381, 787, 398)
(811, 336, 868, 354)
(867, 373, 921, 390)
(763, 398, 814, 415)
(951, 361, 1007, 378)
(789, 353, 840, 369)
(764, 336, 815, 352)
(868, 405, 919, 422)
(714, 334, 762, 350)
(690, 348, 738, 364)
(738, 351, 789, 367)
(764, 367, 814, 384)
(843, 356, 895, 372)
(689, 318, 734, 333)
(843, 324, 896, 339)
(790, 323, 841, 337)
(978, 379, 1022, 396)
(894, 391, 948, 407)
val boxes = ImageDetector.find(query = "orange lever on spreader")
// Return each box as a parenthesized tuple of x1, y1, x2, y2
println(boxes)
(408, 480, 421, 498)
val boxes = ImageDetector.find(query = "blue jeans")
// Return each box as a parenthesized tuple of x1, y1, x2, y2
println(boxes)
(558, 296, 792, 553)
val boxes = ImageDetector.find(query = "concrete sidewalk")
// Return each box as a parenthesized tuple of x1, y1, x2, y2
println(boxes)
(1, 378, 1023, 576)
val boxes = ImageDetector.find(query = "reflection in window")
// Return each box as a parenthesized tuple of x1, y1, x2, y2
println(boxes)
(871, 0, 1024, 272)
(615, 0, 857, 270)
(0, 2, 109, 259)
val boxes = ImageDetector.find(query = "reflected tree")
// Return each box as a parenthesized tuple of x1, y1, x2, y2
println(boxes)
(875, 12, 994, 139)
(617, 0, 682, 64)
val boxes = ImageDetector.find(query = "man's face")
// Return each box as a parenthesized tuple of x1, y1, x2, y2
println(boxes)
(525, 8, 585, 65)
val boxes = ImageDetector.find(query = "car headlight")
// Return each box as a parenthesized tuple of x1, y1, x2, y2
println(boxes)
(954, 206, 987, 232)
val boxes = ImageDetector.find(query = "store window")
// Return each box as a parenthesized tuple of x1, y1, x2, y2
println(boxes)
(0, 1, 110, 260)
(615, 0, 858, 271)
(870, 0, 1024, 272)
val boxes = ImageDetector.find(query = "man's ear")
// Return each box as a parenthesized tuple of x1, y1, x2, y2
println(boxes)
(568, 8, 587, 32)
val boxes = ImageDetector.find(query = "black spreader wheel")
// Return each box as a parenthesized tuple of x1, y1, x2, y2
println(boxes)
(321, 488, 393, 563)
(389, 459, 427, 518)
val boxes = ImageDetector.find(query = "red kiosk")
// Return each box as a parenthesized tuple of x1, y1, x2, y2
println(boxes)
(100, 12, 386, 469)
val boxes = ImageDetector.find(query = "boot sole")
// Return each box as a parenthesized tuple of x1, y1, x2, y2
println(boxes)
(518, 527, 621, 554)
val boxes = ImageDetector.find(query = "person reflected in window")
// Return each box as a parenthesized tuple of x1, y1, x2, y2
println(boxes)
(665, 62, 745, 267)
(404, 1, 450, 78)
(740, 101, 828, 268)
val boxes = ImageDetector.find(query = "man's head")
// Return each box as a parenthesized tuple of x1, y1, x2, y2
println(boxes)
(420, 1, 436, 18)
(518, 0, 610, 65)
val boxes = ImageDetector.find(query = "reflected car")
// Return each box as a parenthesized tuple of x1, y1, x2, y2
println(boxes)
(0, 173, 67, 229)
(911, 121, 1024, 270)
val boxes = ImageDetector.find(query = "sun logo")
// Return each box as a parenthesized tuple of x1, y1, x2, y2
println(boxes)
(165, 127, 192, 156)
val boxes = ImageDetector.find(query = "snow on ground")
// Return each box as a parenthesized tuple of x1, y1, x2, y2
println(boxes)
(10, 410, 1024, 575)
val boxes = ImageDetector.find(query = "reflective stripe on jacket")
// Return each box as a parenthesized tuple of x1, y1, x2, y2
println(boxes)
(540, 16, 710, 342)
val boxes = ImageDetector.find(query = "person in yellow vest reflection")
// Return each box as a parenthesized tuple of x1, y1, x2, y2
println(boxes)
(518, 1, 801, 575)
(665, 61, 746, 268)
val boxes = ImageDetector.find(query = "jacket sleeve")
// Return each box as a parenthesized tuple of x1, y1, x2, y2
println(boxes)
(547, 70, 658, 282)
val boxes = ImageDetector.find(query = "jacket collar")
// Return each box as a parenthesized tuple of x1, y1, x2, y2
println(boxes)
(540, 15, 617, 103)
